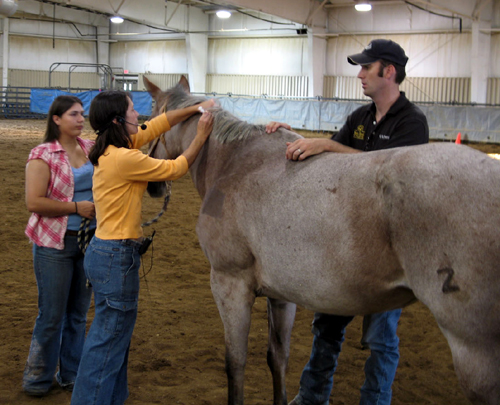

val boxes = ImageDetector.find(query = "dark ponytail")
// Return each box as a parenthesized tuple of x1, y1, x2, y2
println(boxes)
(88, 90, 132, 166)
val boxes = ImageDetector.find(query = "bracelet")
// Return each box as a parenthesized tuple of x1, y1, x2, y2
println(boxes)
(75, 201, 78, 214)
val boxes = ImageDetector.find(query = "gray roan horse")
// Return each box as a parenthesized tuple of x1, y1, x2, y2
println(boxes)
(144, 76, 500, 405)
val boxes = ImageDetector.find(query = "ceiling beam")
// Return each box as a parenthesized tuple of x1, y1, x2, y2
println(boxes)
(404, 0, 474, 20)
(472, 0, 492, 20)
(213, 0, 323, 25)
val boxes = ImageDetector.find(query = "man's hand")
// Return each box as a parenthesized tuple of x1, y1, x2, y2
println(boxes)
(286, 138, 336, 161)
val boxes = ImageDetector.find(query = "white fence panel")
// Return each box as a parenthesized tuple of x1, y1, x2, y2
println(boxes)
(487, 78, 500, 105)
(6, 69, 99, 89)
(206, 74, 308, 98)
(324, 76, 471, 103)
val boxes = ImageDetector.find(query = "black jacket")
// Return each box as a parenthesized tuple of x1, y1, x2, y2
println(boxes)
(332, 92, 429, 151)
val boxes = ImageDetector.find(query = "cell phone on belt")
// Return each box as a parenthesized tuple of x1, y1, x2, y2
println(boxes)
(139, 230, 156, 255)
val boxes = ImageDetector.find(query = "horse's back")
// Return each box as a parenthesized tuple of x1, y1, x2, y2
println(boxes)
(200, 141, 500, 318)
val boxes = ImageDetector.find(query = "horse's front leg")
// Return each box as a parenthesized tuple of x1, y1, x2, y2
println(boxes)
(267, 298, 297, 405)
(210, 268, 255, 405)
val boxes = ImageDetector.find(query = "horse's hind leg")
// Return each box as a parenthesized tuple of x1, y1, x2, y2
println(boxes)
(210, 268, 255, 405)
(267, 298, 297, 405)
(446, 333, 500, 404)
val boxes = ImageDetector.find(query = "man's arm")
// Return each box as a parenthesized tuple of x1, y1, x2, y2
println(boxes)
(285, 138, 361, 161)
(265, 121, 360, 161)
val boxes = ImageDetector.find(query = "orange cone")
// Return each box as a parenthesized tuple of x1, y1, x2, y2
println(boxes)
(455, 132, 461, 144)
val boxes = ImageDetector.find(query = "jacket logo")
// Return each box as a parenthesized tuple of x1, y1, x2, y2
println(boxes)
(379, 134, 390, 140)
(353, 125, 365, 140)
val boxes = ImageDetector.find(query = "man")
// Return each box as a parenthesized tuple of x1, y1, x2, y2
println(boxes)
(266, 39, 429, 405)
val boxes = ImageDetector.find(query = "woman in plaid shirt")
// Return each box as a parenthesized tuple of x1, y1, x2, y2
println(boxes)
(23, 95, 96, 396)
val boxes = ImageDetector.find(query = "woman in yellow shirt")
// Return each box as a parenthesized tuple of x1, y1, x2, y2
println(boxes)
(71, 90, 214, 405)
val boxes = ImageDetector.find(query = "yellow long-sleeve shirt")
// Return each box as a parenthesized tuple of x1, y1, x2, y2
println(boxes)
(93, 113, 188, 240)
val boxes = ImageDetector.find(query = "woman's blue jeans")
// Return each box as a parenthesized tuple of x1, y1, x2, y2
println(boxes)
(293, 309, 402, 405)
(71, 237, 142, 405)
(23, 235, 92, 394)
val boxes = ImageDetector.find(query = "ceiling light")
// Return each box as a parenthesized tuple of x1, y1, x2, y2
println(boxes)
(110, 16, 124, 23)
(355, 3, 372, 11)
(216, 10, 231, 19)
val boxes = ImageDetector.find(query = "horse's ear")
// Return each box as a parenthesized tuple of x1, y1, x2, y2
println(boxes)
(143, 76, 162, 99)
(179, 75, 190, 94)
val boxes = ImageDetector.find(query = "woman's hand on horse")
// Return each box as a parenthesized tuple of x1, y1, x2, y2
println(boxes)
(77, 200, 96, 220)
(198, 99, 216, 113)
(265, 121, 291, 133)
(182, 111, 214, 167)
(166, 99, 216, 127)
(286, 139, 333, 161)
(196, 111, 214, 143)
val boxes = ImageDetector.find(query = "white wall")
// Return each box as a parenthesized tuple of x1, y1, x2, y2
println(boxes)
(5, 36, 96, 72)
(109, 40, 187, 74)
(326, 33, 472, 78)
(208, 37, 307, 75)
(0, 0, 498, 101)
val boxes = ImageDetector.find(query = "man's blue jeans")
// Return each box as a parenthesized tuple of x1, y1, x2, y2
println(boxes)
(23, 235, 92, 395)
(71, 237, 142, 405)
(293, 309, 402, 405)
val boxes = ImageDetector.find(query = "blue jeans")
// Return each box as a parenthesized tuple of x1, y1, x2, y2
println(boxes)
(293, 309, 402, 405)
(71, 237, 142, 405)
(23, 235, 92, 395)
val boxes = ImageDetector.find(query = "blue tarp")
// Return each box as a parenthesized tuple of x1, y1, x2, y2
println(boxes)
(30, 89, 153, 116)
(218, 96, 500, 143)
(30, 89, 500, 143)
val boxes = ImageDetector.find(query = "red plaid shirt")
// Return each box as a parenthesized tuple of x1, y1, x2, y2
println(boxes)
(25, 137, 94, 250)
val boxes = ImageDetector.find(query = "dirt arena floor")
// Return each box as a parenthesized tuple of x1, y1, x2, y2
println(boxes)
(1, 119, 499, 405)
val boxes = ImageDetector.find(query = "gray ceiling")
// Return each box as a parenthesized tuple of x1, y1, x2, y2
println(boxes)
(13, 0, 493, 32)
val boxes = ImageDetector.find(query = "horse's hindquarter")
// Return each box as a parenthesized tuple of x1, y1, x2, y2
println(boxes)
(380, 143, 500, 337)
(197, 139, 415, 316)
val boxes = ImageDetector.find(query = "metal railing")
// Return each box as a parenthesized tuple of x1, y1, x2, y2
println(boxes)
(0, 87, 45, 119)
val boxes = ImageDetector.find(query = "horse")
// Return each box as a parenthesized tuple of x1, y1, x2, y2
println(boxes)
(143, 76, 500, 405)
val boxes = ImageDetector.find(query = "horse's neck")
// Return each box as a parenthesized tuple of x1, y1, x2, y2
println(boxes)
(166, 120, 208, 197)
(189, 138, 220, 200)
(189, 133, 289, 200)
(179, 123, 298, 199)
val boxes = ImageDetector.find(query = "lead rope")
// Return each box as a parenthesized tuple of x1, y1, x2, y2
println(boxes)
(78, 217, 93, 290)
(141, 181, 172, 227)
(78, 217, 91, 254)
(140, 127, 172, 290)
(140, 180, 173, 290)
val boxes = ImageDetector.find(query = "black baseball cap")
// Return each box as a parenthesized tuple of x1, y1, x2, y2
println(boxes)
(347, 39, 408, 67)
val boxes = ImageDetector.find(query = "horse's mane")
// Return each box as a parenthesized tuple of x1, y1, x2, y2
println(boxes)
(166, 84, 265, 144)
